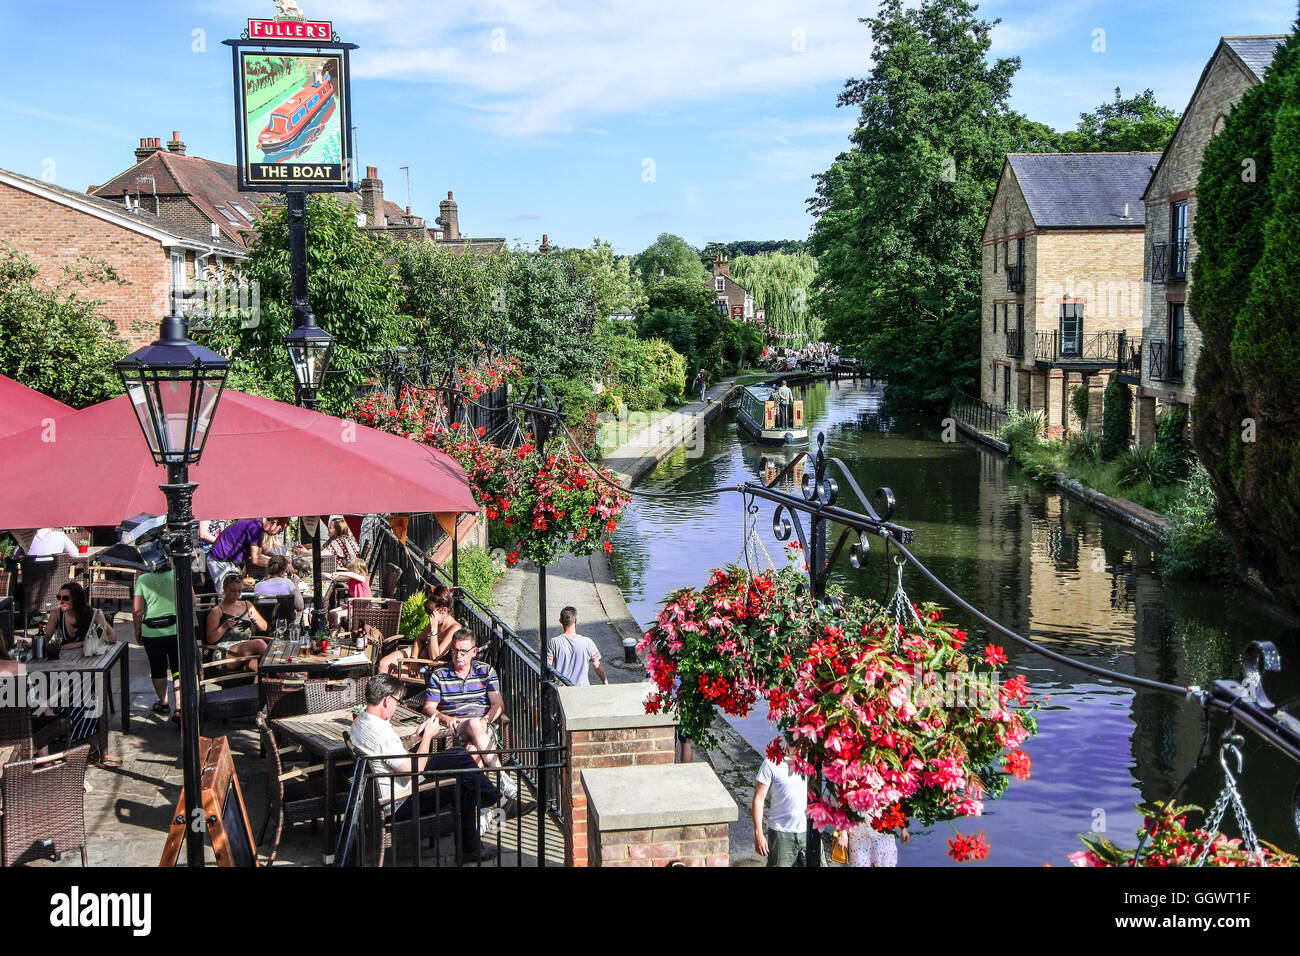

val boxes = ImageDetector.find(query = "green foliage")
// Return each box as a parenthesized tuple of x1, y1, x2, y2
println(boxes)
(1000, 407, 1044, 456)
(1059, 88, 1181, 152)
(391, 241, 509, 356)
(455, 543, 501, 607)
(501, 251, 599, 383)
(0, 247, 127, 408)
(1100, 376, 1131, 461)
(808, 0, 1031, 410)
(1116, 447, 1170, 489)
(634, 233, 708, 285)
(1071, 385, 1090, 425)
(727, 251, 820, 340)
(1151, 405, 1195, 483)
(1066, 429, 1100, 465)
(699, 239, 808, 269)
(200, 196, 406, 415)
(561, 238, 647, 319)
(599, 331, 686, 410)
(1158, 464, 1237, 579)
(645, 275, 715, 318)
(1188, 32, 1300, 610)
(400, 592, 428, 641)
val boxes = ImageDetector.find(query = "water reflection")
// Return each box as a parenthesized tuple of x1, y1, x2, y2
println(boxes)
(609, 379, 1300, 864)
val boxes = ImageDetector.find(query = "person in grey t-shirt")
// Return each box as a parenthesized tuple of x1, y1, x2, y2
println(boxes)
(547, 606, 607, 686)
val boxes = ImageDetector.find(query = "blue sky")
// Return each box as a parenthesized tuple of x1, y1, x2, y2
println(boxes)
(0, 1, 1294, 255)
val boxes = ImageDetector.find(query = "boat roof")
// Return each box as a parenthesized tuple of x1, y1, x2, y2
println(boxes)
(274, 80, 330, 116)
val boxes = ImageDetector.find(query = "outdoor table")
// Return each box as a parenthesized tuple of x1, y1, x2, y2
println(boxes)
(259, 632, 377, 677)
(23, 642, 129, 757)
(273, 705, 423, 858)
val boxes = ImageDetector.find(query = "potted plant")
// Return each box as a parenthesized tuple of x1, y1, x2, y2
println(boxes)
(77, 537, 90, 554)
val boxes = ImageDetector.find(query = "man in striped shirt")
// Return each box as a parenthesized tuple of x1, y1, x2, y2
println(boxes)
(424, 629, 523, 804)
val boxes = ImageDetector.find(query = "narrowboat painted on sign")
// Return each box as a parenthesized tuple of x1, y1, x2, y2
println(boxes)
(258, 73, 335, 155)
(736, 384, 807, 445)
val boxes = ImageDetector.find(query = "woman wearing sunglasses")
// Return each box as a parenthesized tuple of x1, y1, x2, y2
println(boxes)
(43, 581, 118, 650)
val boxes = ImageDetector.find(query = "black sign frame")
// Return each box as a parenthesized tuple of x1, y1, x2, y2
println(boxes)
(224, 34, 358, 192)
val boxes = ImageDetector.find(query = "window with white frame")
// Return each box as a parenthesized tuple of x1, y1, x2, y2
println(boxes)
(715, 277, 725, 292)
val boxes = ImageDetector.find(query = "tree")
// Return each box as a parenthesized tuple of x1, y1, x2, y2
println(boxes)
(503, 250, 599, 383)
(562, 238, 647, 319)
(1189, 30, 1300, 612)
(808, 0, 1025, 409)
(201, 195, 406, 415)
(1060, 88, 1181, 153)
(728, 250, 820, 340)
(0, 248, 126, 408)
(392, 241, 509, 358)
(633, 233, 707, 284)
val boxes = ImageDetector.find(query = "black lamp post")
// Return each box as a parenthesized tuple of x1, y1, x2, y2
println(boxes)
(116, 302, 229, 869)
(283, 191, 335, 630)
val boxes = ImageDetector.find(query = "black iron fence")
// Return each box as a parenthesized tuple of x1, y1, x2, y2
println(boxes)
(1034, 330, 1128, 365)
(1151, 240, 1188, 283)
(951, 388, 1007, 435)
(1004, 329, 1024, 358)
(1148, 339, 1185, 383)
(363, 513, 448, 600)
(1006, 262, 1024, 293)
(334, 745, 565, 867)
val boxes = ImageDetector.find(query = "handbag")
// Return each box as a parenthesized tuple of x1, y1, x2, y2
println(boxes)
(830, 831, 848, 865)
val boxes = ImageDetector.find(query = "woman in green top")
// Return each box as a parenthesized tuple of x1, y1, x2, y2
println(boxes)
(134, 568, 183, 718)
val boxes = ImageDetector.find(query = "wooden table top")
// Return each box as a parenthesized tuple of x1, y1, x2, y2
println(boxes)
(0, 745, 14, 770)
(260, 635, 376, 670)
(23, 640, 124, 673)
(273, 706, 422, 756)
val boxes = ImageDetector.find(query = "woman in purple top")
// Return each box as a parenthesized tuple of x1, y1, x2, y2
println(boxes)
(205, 516, 287, 589)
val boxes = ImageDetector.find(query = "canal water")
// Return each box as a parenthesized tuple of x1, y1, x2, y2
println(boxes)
(609, 378, 1300, 865)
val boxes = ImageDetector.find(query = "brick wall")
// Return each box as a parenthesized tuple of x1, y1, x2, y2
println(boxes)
(591, 821, 729, 868)
(564, 724, 675, 867)
(981, 162, 1034, 407)
(0, 181, 174, 344)
(1142, 44, 1258, 406)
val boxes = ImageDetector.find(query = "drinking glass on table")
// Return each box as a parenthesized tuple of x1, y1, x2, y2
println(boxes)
(275, 618, 287, 641)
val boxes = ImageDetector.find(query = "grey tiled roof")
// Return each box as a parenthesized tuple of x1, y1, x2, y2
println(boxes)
(1007, 153, 1159, 228)
(1224, 36, 1287, 82)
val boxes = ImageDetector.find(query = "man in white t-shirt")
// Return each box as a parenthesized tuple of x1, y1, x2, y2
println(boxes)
(546, 606, 607, 686)
(28, 527, 79, 558)
(752, 743, 816, 867)
(349, 674, 518, 863)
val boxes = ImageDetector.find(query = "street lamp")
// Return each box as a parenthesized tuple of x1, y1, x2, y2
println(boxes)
(116, 302, 229, 869)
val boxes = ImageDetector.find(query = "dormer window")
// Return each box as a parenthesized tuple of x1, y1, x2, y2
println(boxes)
(715, 277, 725, 292)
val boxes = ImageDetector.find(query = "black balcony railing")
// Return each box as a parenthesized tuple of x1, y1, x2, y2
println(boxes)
(1004, 329, 1024, 358)
(952, 388, 1008, 435)
(1151, 240, 1188, 283)
(1117, 332, 1142, 376)
(1148, 338, 1185, 382)
(1034, 330, 1129, 365)
(1006, 263, 1024, 293)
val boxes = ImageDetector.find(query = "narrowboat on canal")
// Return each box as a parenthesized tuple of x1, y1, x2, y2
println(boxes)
(258, 75, 335, 154)
(736, 384, 807, 445)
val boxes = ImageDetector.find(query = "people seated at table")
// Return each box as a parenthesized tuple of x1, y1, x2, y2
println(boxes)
(197, 519, 230, 564)
(133, 565, 185, 720)
(423, 629, 523, 806)
(205, 572, 268, 672)
(27, 527, 79, 558)
(378, 584, 458, 677)
(324, 516, 361, 565)
(350, 674, 522, 862)
(326, 558, 372, 628)
(254, 554, 305, 622)
(205, 517, 287, 587)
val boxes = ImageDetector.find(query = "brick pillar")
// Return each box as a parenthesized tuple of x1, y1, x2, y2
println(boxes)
(1045, 368, 1065, 439)
(558, 682, 677, 868)
(1086, 372, 1106, 438)
(582, 763, 737, 867)
(1065, 372, 1084, 436)
(1135, 393, 1157, 450)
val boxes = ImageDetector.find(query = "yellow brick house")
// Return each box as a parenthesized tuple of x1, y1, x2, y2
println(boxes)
(982, 153, 1157, 438)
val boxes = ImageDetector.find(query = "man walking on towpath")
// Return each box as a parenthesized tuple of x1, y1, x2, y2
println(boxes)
(547, 606, 607, 686)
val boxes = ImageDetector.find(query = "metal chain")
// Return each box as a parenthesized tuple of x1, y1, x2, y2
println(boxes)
(883, 557, 924, 650)
(1195, 735, 1265, 866)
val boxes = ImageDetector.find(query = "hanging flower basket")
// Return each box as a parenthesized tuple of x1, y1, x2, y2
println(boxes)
(639, 564, 1037, 854)
(1071, 801, 1298, 867)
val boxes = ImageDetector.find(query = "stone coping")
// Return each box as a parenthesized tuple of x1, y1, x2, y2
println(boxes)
(557, 681, 676, 731)
(582, 762, 738, 831)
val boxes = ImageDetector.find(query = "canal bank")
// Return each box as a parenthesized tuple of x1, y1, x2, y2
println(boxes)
(492, 373, 774, 865)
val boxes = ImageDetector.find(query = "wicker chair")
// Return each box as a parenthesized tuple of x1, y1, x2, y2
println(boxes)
(1, 744, 91, 866)
(304, 676, 369, 714)
(255, 714, 347, 866)
(0, 570, 11, 598)
(18, 555, 72, 633)
(348, 598, 401, 647)
(196, 639, 262, 727)
(87, 580, 132, 626)
(381, 563, 402, 600)
(0, 705, 71, 759)
(261, 676, 307, 720)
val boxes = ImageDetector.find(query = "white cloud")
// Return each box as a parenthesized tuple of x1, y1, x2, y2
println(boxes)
(332, 0, 876, 136)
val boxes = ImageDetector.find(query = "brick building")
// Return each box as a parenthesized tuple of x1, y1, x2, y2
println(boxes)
(1129, 35, 1285, 448)
(0, 165, 245, 344)
(708, 252, 754, 322)
(981, 153, 1156, 438)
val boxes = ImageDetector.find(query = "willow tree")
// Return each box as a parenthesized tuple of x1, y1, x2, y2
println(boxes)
(1189, 28, 1300, 611)
(729, 250, 820, 341)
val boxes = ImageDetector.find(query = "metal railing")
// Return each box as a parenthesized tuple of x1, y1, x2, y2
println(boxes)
(1148, 339, 1185, 382)
(334, 746, 566, 867)
(1006, 262, 1024, 293)
(1034, 330, 1129, 365)
(1004, 329, 1024, 358)
(951, 388, 1008, 435)
(1117, 332, 1142, 377)
(1151, 240, 1188, 283)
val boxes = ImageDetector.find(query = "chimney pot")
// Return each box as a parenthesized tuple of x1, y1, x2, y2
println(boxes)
(438, 190, 459, 240)
(447, 191, 453, 199)
(172, 131, 179, 141)
(366, 165, 378, 179)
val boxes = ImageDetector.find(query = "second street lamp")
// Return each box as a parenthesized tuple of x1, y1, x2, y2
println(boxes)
(116, 301, 229, 869)
(284, 317, 335, 412)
